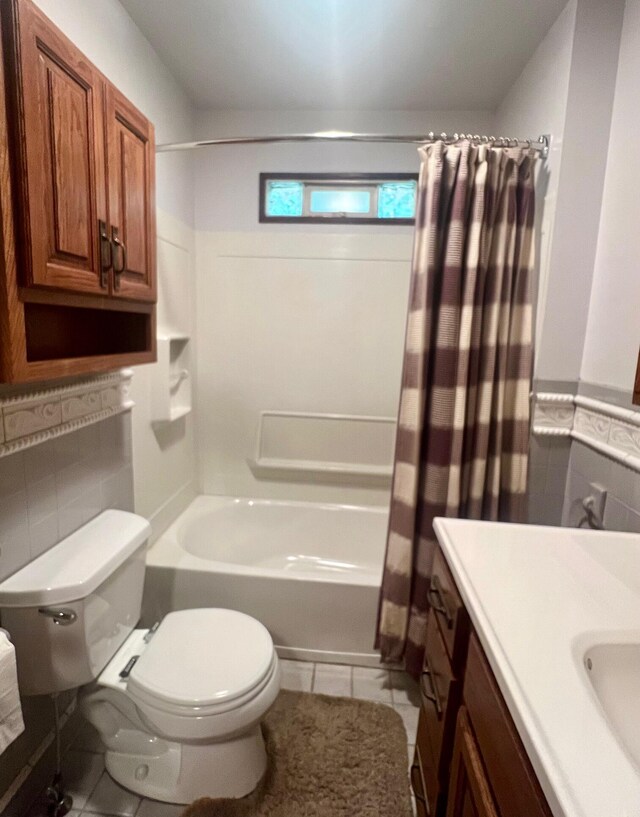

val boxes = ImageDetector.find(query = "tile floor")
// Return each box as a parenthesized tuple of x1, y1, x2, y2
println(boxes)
(21, 660, 420, 817)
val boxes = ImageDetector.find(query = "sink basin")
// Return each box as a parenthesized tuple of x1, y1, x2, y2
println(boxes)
(584, 643, 640, 771)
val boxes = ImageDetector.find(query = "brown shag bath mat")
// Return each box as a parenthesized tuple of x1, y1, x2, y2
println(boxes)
(181, 689, 412, 817)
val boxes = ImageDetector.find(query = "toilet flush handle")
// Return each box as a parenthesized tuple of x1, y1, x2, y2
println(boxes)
(38, 608, 77, 626)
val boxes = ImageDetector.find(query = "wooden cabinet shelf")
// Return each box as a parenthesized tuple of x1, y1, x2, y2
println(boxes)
(0, 0, 156, 383)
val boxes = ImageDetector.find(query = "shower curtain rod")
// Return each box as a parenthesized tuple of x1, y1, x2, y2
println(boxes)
(156, 131, 550, 158)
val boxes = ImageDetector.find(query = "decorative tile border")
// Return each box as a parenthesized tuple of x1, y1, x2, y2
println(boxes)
(532, 392, 575, 436)
(533, 391, 640, 472)
(0, 369, 134, 459)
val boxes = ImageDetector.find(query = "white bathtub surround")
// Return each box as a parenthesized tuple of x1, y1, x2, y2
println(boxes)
(131, 209, 198, 546)
(434, 517, 640, 817)
(144, 495, 389, 665)
(248, 411, 395, 486)
(195, 230, 411, 506)
(0, 371, 134, 458)
(533, 391, 640, 472)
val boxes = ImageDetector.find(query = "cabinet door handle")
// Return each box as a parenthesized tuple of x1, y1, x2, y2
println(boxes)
(428, 575, 453, 628)
(98, 220, 112, 288)
(421, 656, 443, 718)
(410, 762, 428, 805)
(111, 227, 127, 289)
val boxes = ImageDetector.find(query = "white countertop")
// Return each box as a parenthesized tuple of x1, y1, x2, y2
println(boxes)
(433, 518, 640, 817)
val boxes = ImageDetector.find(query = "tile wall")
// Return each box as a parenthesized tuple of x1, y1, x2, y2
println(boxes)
(527, 435, 571, 526)
(562, 440, 640, 532)
(0, 413, 133, 582)
(0, 412, 135, 804)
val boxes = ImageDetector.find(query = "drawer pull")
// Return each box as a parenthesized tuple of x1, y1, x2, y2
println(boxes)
(421, 656, 443, 718)
(410, 762, 428, 804)
(429, 574, 453, 628)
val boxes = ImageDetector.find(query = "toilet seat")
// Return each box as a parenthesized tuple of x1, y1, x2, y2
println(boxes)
(126, 608, 275, 716)
(83, 609, 281, 800)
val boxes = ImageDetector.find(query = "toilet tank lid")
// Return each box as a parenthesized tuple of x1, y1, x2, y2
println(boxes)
(0, 510, 151, 608)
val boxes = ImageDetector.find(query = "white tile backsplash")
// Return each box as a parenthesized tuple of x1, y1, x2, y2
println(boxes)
(0, 414, 134, 582)
(26, 476, 58, 525)
(563, 439, 640, 533)
(0, 454, 26, 498)
(0, 491, 30, 578)
(528, 435, 571, 526)
(28, 512, 59, 560)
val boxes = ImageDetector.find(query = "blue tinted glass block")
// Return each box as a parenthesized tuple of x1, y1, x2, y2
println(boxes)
(266, 181, 304, 217)
(310, 188, 371, 214)
(377, 181, 417, 219)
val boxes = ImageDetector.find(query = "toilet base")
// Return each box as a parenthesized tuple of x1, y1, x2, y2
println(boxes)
(104, 725, 268, 804)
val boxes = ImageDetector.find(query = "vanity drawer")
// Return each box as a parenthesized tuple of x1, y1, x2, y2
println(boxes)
(431, 548, 469, 672)
(421, 610, 455, 764)
(464, 633, 553, 817)
(414, 708, 440, 815)
(410, 758, 429, 817)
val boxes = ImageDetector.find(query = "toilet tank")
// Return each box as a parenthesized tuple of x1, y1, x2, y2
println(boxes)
(0, 510, 151, 696)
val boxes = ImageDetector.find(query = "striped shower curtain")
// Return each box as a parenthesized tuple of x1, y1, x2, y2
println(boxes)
(376, 140, 536, 675)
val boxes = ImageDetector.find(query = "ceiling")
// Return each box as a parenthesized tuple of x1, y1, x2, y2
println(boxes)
(120, 0, 568, 111)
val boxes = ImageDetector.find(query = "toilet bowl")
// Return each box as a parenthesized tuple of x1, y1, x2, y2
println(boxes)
(82, 607, 281, 803)
(0, 511, 281, 803)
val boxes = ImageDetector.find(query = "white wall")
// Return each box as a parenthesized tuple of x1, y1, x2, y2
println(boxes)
(193, 109, 494, 233)
(192, 110, 493, 503)
(494, 0, 577, 354)
(31, 0, 198, 536)
(532, 0, 625, 382)
(580, 0, 640, 391)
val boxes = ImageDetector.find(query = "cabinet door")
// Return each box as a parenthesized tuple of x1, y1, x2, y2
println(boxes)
(5, 0, 108, 295)
(106, 84, 156, 302)
(446, 708, 498, 817)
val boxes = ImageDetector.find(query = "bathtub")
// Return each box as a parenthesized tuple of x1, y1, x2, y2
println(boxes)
(143, 495, 389, 665)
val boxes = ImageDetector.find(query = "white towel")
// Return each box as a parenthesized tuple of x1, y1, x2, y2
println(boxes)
(0, 630, 24, 754)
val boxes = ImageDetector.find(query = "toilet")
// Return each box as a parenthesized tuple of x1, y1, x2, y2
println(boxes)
(0, 510, 281, 804)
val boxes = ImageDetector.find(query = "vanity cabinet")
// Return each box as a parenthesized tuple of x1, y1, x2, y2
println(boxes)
(0, 0, 156, 383)
(411, 546, 553, 817)
(446, 707, 497, 817)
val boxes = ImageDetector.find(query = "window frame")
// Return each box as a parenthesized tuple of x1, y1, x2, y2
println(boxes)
(259, 172, 418, 225)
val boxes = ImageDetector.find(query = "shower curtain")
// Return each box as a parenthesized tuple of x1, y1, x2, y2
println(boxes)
(376, 140, 536, 675)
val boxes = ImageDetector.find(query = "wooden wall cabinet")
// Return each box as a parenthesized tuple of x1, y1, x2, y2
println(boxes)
(0, 0, 156, 383)
(411, 547, 553, 817)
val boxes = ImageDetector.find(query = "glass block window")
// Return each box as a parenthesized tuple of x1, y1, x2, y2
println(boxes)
(265, 181, 304, 217)
(260, 174, 418, 224)
(378, 181, 417, 219)
(310, 188, 372, 215)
